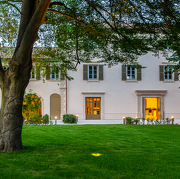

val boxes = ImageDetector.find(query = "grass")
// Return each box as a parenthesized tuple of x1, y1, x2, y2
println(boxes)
(0, 125, 180, 179)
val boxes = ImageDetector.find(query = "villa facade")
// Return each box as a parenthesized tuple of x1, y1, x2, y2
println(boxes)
(24, 51, 180, 123)
(1, 50, 180, 123)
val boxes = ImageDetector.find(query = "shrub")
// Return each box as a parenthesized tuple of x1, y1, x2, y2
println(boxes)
(125, 117, 134, 125)
(42, 114, 49, 124)
(63, 114, 77, 124)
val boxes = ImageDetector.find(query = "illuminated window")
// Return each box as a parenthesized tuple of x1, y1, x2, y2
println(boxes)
(143, 97, 161, 120)
(86, 97, 101, 119)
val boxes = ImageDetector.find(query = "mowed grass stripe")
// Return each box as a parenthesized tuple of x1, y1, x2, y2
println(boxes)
(0, 125, 179, 179)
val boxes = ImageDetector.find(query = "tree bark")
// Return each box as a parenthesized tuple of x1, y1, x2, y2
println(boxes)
(0, 60, 31, 152)
(0, 0, 51, 152)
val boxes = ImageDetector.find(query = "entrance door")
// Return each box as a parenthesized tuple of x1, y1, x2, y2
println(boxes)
(86, 97, 101, 119)
(50, 94, 61, 120)
(143, 97, 161, 119)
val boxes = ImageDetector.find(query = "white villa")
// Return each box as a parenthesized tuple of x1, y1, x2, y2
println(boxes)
(23, 51, 180, 124)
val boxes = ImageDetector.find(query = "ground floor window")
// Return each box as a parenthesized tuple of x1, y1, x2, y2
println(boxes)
(86, 97, 101, 119)
(143, 97, 161, 119)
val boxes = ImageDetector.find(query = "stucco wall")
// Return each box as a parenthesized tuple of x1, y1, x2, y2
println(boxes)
(67, 52, 180, 120)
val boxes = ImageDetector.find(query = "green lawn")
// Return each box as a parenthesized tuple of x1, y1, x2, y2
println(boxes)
(0, 125, 180, 179)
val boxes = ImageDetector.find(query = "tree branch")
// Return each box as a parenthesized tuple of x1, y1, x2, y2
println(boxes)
(16, 0, 37, 50)
(47, 8, 105, 39)
(49, 1, 72, 12)
(16, 0, 51, 63)
(0, 1, 21, 13)
(85, 0, 135, 47)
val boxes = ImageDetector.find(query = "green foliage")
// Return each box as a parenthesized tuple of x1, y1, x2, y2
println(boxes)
(125, 116, 134, 125)
(124, 116, 173, 125)
(63, 114, 77, 124)
(22, 90, 42, 124)
(1, 0, 180, 72)
(42, 114, 50, 124)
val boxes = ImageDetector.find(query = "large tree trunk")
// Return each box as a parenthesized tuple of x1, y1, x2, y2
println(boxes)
(0, 60, 31, 152)
(0, 0, 51, 152)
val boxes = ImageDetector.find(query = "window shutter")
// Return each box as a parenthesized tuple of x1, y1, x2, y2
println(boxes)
(99, 65, 103, 80)
(60, 67, 65, 80)
(36, 66, 40, 80)
(83, 65, 88, 80)
(46, 66, 50, 80)
(159, 65, 164, 81)
(137, 68, 141, 81)
(122, 65, 126, 81)
(174, 70, 179, 81)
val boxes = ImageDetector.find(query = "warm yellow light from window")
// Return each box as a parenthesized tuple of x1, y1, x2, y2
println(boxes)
(146, 98, 157, 108)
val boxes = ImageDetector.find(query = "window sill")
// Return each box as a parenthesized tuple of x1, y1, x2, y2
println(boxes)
(163, 80, 175, 83)
(125, 80, 138, 83)
(87, 80, 99, 82)
(47, 79, 60, 82)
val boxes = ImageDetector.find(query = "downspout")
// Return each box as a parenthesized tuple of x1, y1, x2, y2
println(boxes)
(66, 68, 67, 114)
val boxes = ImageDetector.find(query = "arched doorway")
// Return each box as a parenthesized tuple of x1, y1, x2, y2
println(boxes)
(50, 94, 61, 120)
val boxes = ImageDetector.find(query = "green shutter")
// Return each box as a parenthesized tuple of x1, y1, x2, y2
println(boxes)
(60, 67, 65, 80)
(137, 68, 141, 81)
(174, 70, 179, 81)
(36, 66, 40, 80)
(46, 66, 50, 80)
(159, 65, 164, 81)
(122, 65, 126, 81)
(99, 65, 103, 80)
(83, 64, 88, 80)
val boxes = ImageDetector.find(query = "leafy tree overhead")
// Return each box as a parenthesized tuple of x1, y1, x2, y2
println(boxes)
(0, 0, 179, 152)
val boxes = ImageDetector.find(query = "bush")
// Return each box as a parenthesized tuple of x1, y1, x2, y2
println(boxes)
(42, 114, 49, 124)
(125, 117, 134, 125)
(63, 114, 77, 124)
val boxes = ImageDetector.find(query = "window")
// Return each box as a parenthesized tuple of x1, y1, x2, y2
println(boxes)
(50, 67, 59, 80)
(88, 65, 97, 80)
(159, 65, 178, 81)
(127, 66, 136, 80)
(30, 68, 35, 80)
(86, 97, 101, 119)
(122, 65, 141, 81)
(164, 66, 173, 81)
(30, 66, 40, 80)
(83, 64, 103, 81)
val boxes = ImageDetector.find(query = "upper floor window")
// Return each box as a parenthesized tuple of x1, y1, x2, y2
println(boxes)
(122, 65, 141, 81)
(127, 67, 136, 80)
(164, 66, 173, 81)
(50, 67, 59, 80)
(83, 64, 103, 81)
(88, 65, 97, 80)
(30, 66, 40, 80)
(30, 68, 35, 80)
(46, 66, 65, 81)
(159, 65, 178, 81)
